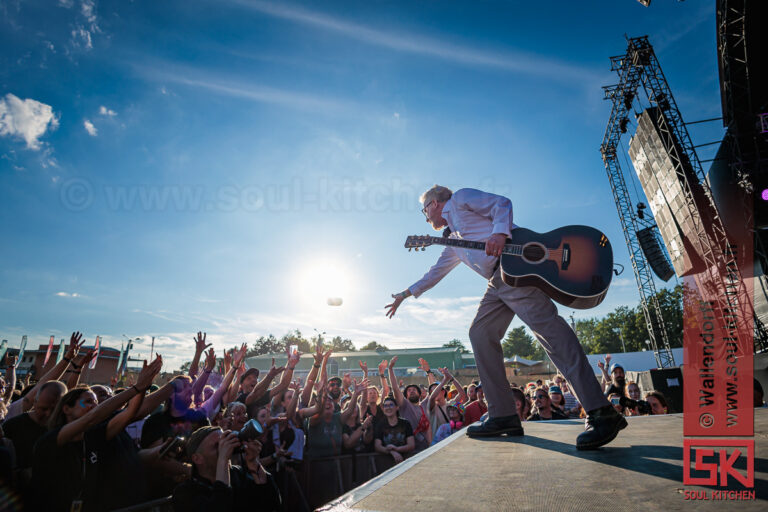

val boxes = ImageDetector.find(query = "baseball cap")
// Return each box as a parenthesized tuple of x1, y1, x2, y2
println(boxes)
(240, 368, 259, 383)
(548, 385, 562, 395)
(186, 426, 220, 457)
(610, 363, 624, 373)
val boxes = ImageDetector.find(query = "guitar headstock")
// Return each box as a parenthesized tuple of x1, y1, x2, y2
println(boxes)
(404, 235, 432, 252)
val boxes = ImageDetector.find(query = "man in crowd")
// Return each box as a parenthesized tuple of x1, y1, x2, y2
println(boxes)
(387, 357, 431, 451)
(528, 388, 568, 421)
(603, 363, 626, 397)
(423, 367, 466, 439)
(386, 185, 624, 449)
(2, 380, 66, 481)
(172, 426, 280, 511)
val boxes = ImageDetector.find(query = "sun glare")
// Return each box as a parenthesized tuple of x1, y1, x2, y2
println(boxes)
(295, 258, 355, 308)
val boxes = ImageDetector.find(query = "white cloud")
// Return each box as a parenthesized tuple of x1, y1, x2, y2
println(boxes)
(63, 1, 100, 50)
(99, 105, 116, 116)
(0, 93, 59, 150)
(83, 119, 97, 136)
(71, 26, 93, 49)
(393, 112, 400, 120)
(56, 291, 81, 298)
(58, 0, 74, 7)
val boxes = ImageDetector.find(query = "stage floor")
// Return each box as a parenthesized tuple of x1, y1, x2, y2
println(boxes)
(319, 409, 767, 511)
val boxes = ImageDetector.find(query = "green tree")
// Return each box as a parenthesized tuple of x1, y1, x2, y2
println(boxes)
(248, 334, 283, 357)
(328, 335, 355, 352)
(359, 341, 389, 351)
(442, 338, 470, 354)
(502, 326, 545, 360)
(280, 330, 312, 353)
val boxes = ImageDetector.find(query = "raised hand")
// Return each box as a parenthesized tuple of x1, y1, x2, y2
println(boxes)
(194, 331, 211, 354)
(605, 354, 612, 365)
(440, 367, 453, 382)
(388, 356, 398, 369)
(418, 358, 430, 374)
(385, 294, 405, 319)
(313, 342, 324, 366)
(342, 372, 352, 391)
(65, 332, 86, 360)
(358, 360, 368, 374)
(233, 343, 248, 368)
(204, 348, 216, 371)
(223, 349, 233, 371)
(362, 415, 373, 430)
(267, 358, 285, 378)
(354, 378, 370, 393)
(136, 355, 163, 391)
(80, 349, 98, 367)
(378, 360, 388, 375)
(597, 360, 605, 370)
(5, 354, 18, 367)
(287, 348, 302, 370)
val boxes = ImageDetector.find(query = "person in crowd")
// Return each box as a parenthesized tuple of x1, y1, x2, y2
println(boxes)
(327, 377, 344, 411)
(2, 379, 66, 497)
(607, 393, 624, 415)
(603, 362, 627, 397)
(235, 349, 299, 420)
(424, 367, 467, 439)
(90, 385, 113, 403)
(528, 388, 568, 421)
(466, 383, 478, 404)
(510, 387, 530, 420)
(386, 357, 431, 450)
(172, 426, 280, 512)
(553, 373, 581, 417)
(342, 406, 374, 454)
(374, 396, 415, 464)
(623, 381, 641, 416)
(548, 385, 567, 415)
(463, 383, 488, 425)
(755, 378, 766, 408)
(362, 385, 385, 427)
(225, 402, 248, 432)
(305, 378, 367, 458)
(432, 405, 464, 444)
(645, 391, 668, 415)
(140, 375, 210, 448)
(32, 355, 162, 511)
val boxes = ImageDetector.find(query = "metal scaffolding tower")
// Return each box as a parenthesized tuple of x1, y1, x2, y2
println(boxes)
(601, 36, 761, 366)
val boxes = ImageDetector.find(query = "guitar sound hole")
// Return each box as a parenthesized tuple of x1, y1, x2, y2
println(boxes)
(522, 244, 546, 263)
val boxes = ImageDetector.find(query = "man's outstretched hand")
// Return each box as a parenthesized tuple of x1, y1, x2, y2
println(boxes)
(385, 294, 405, 319)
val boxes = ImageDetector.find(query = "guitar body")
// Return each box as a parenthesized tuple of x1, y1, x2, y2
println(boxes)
(500, 226, 613, 309)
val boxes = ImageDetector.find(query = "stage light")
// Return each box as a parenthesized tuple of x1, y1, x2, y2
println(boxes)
(761, 189, 768, 201)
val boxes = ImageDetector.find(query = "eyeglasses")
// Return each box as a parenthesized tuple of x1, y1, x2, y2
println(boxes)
(421, 200, 435, 218)
(381, 402, 396, 408)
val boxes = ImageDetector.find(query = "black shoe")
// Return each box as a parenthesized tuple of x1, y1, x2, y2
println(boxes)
(576, 406, 628, 450)
(466, 414, 524, 438)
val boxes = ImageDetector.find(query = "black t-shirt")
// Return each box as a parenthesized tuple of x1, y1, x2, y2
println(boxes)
(173, 465, 281, 512)
(342, 423, 370, 454)
(140, 407, 210, 448)
(605, 383, 625, 397)
(32, 423, 108, 511)
(374, 418, 414, 448)
(528, 408, 569, 421)
(235, 390, 272, 420)
(2, 412, 47, 470)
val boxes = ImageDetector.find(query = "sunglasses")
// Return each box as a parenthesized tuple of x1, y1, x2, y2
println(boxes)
(535, 395, 548, 400)
(381, 402, 396, 408)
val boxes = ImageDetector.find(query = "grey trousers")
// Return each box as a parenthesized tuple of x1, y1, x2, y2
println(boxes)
(468, 267, 608, 418)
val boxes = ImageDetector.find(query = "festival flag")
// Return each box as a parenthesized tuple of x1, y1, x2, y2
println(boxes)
(116, 342, 125, 376)
(18, 335, 28, 362)
(0, 340, 7, 362)
(150, 336, 155, 360)
(43, 336, 55, 366)
(55, 338, 66, 365)
(89, 336, 101, 370)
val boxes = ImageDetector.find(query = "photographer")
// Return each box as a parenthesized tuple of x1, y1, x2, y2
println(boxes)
(172, 426, 281, 512)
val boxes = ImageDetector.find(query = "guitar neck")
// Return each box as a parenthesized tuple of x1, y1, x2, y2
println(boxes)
(426, 236, 523, 255)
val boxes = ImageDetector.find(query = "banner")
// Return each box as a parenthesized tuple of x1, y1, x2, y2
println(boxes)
(55, 338, 65, 365)
(116, 342, 125, 376)
(150, 336, 155, 360)
(17, 335, 27, 362)
(89, 336, 101, 370)
(0, 340, 7, 362)
(43, 336, 55, 366)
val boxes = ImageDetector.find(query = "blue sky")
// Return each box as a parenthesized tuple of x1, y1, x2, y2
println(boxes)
(0, 0, 722, 370)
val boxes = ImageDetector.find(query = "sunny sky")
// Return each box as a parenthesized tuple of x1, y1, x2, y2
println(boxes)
(0, 0, 723, 370)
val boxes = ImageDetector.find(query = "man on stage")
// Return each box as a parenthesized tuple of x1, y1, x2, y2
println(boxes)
(385, 186, 626, 449)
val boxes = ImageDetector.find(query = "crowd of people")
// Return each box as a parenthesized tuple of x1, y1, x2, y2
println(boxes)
(0, 333, 676, 511)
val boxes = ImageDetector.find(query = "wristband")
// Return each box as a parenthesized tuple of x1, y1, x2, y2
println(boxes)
(313, 364, 320, 369)
(133, 385, 148, 394)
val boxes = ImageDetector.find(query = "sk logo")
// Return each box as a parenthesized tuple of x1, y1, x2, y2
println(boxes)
(683, 439, 754, 487)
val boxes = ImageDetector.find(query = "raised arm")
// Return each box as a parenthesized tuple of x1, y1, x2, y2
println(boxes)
(285, 380, 301, 423)
(59, 356, 162, 446)
(22, 332, 85, 411)
(418, 358, 436, 385)
(428, 370, 450, 411)
(3, 354, 17, 402)
(597, 359, 610, 392)
(387, 357, 404, 406)
(245, 359, 284, 405)
(202, 346, 245, 419)
(301, 343, 324, 406)
(306, 379, 328, 425)
(188, 331, 211, 380)
(65, 348, 97, 390)
(269, 349, 300, 400)
(358, 360, 369, 380)
(377, 360, 390, 398)
(192, 348, 216, 401)
(443, 368, 467, 403)
(134, 380, 174, 420)
(341, 378, 368, 425)
(106, 356, 160, 439)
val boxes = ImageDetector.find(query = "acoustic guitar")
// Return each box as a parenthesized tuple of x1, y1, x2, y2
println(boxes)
(404, 225, 613, 309)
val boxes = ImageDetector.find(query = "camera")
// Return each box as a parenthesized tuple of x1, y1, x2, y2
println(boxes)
(159, 436, 186, 459)
(232, 419, 264, 453)
(619, 396, 652, 415)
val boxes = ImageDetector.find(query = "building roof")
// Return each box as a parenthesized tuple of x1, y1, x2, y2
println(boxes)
(585, 348, 685, 373)
(504, 355, 541, 366)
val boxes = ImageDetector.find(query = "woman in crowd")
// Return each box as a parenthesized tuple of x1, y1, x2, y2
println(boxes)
(548, 386, 566, 415)
(342, 393, 374, 454)
(510, 387, 530, 421)
(432, 404, 464, 444)
(623, 381, 642, 416)
(645, 391, 669, 415)
(32, 356, 162, 511)
(373, 396, 415, 464)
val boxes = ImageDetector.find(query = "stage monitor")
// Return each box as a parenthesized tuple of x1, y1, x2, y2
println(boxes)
(628, 108, 710, 277)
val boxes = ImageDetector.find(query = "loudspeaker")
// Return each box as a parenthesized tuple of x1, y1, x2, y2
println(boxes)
(637, 227, 675, 281)
(634, 367, 684, 413)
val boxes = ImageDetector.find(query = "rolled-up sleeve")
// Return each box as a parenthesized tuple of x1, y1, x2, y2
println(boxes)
(451, 188, 513, 236)
(408, 247, 461, 298)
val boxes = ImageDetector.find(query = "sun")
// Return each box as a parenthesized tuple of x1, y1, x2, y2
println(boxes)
(295, 257, 354, 308)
